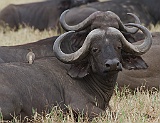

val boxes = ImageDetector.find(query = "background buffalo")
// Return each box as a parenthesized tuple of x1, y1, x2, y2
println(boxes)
(65, 0, 160, 27)
(0, 0, 98, 31)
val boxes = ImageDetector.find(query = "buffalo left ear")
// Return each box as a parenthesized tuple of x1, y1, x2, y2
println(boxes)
(121, 52, 148, 70)
(67, 61, 90, 78)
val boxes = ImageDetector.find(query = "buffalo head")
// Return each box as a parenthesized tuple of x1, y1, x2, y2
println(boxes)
(60, 10, 140, 34)
(53, 23, 152, 78)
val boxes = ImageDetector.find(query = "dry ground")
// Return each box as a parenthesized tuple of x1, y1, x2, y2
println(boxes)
(0, 0, 160, 123)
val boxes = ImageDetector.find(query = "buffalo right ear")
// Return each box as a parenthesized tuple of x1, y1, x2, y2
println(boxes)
(121, 52, 148, 70)
(67, 61, 90, 78)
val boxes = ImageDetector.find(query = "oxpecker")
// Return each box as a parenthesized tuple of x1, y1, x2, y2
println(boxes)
(26, 49, 35, 64)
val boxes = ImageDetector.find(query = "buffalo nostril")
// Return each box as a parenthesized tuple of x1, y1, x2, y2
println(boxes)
(106, 64, 110, 68)
(117, 62, 120, 67)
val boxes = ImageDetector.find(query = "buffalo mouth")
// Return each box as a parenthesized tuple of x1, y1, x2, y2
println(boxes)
(103, 69, 122, 74)
(98, 70, 119, 78)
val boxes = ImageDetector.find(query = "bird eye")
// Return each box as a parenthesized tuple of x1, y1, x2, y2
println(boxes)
(92, 48, 99, 53)
(117, 46, 122, 50)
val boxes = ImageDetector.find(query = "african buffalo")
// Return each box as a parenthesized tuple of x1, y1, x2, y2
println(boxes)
(65, 0, 160, 27)
(0, 0, 98, 31)
(0, 22, 151, 121)
(117, 32, 160, 91)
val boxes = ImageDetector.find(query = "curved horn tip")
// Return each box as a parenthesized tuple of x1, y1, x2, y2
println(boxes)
(121, 13, 141, 34)
(63, 9, 70, 13)
(124, 23, 152, 55)
(127, 13, 137, 16)
(127, 13, 133, 15)
(60, 9, 70, 18)
(127, 13, 140, 21)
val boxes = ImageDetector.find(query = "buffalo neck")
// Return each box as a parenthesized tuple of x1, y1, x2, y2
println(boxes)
(82, 71, 118, 110)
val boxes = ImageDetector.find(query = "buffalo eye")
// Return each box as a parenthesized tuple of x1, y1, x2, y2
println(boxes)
(92, 47, 100, 53)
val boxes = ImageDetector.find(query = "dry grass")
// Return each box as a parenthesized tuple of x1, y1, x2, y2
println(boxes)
(1, 87, 160, 123)
(0, 0, 160, 123)
(0, 26, 58, 46)
(149, 23, 160, 32)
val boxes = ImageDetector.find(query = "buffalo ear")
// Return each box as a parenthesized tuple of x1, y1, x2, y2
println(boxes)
(121, 52, 148, 70)
(68, 61, 90, 78)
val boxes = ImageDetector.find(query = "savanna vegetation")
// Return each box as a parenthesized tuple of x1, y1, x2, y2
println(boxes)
(0, 0, 160, 123)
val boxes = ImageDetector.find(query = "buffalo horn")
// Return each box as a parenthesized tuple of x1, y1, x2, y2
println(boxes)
(60, 10, 140, 33)
(117, 23, 152, 55)
(122, 13, 140, 33)
(53, 29, 105, 63)
(60, 10, 101, 31)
